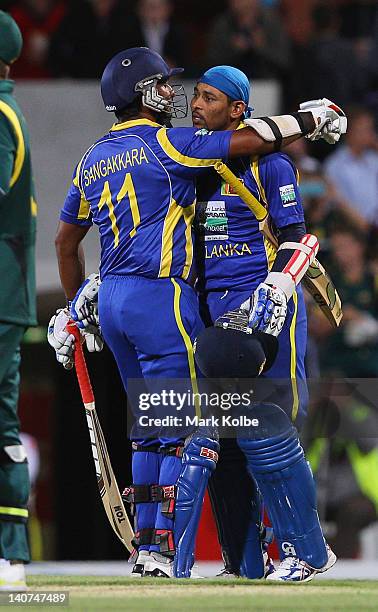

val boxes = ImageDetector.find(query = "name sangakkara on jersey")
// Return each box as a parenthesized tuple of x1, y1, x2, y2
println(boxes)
(83, 146, 149, 186)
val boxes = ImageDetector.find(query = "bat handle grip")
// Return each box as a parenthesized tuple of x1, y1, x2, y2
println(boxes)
(66, 321, 95, 405)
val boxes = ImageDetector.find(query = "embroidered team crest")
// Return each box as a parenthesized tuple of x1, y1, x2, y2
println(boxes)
(221, 179, 245, 196)
(279, 184, 297, 207)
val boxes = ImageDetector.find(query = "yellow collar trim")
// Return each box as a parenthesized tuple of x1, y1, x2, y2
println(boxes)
(111, 118, 161, 131)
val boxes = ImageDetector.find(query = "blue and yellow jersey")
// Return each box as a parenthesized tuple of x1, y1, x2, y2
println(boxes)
(60, 119, 232, 280)
(195, 150, 304, 292)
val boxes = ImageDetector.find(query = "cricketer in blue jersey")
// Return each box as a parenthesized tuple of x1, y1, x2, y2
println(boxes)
(47, 47, 344, 579)
(191, 66, 338, 582)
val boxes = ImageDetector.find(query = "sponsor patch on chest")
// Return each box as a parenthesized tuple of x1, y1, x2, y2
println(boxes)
(201, 200, 229, 241)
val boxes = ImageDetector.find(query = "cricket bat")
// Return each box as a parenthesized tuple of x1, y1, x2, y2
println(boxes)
(67, 322, 134, 553)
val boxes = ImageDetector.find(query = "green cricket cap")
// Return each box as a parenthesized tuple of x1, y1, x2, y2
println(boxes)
(0, 11, 23, 65)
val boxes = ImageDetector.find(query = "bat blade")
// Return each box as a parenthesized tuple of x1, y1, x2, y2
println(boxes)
(303, 260, 343, 327)
(66, 321, 134, 553)
(89, 408, 134, 552)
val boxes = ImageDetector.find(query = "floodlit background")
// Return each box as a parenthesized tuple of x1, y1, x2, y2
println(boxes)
(2, 0, 378, 571)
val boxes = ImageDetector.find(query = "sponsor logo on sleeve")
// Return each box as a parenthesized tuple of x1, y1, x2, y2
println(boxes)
(279, 184, 297, 207)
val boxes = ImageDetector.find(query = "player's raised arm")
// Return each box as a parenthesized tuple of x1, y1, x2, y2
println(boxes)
(229, 99, 346, 157)
(229, 113, 314, 156)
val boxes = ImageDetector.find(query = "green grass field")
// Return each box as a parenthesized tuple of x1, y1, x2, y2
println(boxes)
(5, 576, 376, 611)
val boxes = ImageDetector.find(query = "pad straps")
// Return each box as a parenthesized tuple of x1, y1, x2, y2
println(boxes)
(132, 442, 184, 457)
(122, 484, 176, 518)
(132, 528, 175, 555)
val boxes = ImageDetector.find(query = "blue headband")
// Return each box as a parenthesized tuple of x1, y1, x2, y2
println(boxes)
(199, 66, 253, 118)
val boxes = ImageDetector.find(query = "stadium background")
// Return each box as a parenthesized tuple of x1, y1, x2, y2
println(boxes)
(2, 0, 378, 569)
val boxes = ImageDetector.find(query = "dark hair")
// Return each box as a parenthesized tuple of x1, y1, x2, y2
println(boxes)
(115, 94, 143, 121)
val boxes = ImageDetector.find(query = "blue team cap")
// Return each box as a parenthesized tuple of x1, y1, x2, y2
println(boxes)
(199, 66, 253, 118)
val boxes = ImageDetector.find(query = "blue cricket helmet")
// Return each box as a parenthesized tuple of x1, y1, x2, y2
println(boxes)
(194, 309, 278, 380)
(195, 327, 278, 379)
(101, 47, 185, 115)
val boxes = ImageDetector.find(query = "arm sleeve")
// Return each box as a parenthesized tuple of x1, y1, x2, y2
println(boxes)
(155, 126, 232, 179)
(60, 165, 93, 226)
(271, 222, 307, 272)
(277, 222, 307, 245)
(259, 153, 304, 228)
(0, 114, 15, 198)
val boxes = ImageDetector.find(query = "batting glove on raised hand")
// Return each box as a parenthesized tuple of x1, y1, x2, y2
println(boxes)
(299, 98, 347, 144)
(69, 273, 103, 353)
(240, 283, 287, 337)
(47, 308, 75, 369)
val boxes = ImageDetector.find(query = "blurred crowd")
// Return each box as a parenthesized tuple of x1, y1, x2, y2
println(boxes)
(1, 0, 377, 101)
(286, 104, 378, 381)
(286, 101, 378, 558)
(287, 107, 378, 558)
(4, 0, 378, 559)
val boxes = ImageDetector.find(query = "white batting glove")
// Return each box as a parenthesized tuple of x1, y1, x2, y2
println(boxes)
(48, 307, 103, 370)
(47, 308, 75, 370)
(240, 283, 287, 337)
(70, 273, 101, 329)
(299, 98, 347, 144)
(81, 328, 104, 353)
(69, 273, 104, 353)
